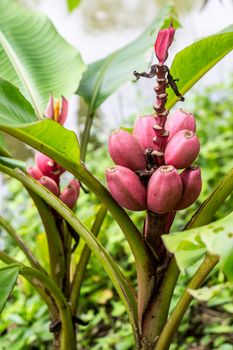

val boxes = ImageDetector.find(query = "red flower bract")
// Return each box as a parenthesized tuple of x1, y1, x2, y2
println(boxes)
(154, 24, 175, 64)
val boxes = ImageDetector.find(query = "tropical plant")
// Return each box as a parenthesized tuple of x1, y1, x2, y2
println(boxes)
(0, 1, 232, 350)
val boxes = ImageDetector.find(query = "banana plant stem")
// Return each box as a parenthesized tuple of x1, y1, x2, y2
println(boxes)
(141, 257, 179, 348)
(154, 255, 218, 350)
(80, 110, 94, 161)
(28, 191, 66, 290)
(70, 205, 107, 315)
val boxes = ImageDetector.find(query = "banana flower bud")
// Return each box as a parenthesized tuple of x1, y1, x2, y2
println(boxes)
(45, 95, 68, 125)
(154, 23, 175, 64)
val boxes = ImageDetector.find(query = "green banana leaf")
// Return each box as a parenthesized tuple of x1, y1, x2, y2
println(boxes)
(0, 0, 86, 117)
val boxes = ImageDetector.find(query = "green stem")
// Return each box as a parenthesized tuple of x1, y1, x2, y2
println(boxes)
(28, 191, 66, 290)
(0, 215, 45, 273)
(80, 110, 94, 161)
(0, 163, 139, 339)
(0, 250, 23, 265)
(70, 205, 107, 315)
(154, 255, 218, 350)
(61, 220, 72, 297)
(0, 156, 25, 170)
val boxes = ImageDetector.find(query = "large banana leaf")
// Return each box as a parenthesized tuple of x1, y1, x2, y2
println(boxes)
(0, 0, 86, 117)
(167, 25, 233, 108)
(77, 5, 175, 112)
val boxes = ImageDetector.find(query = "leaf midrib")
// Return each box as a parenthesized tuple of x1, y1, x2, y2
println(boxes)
(0, 31, 41, 118)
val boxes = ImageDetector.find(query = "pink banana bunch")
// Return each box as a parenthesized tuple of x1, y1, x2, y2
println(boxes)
(106, 23, 202, 216)
(106, 109, 202, 214)
(27, 96, 80, 209)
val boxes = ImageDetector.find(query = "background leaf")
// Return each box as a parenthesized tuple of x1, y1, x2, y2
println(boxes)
(77, 5, 175, 112)
(0, 0, 86, 116)
(0, 264, 19, 313)
(67, 0, 82, 12)
(162, 211, 233, 280)
(188, 283, 233, 302)
(0, 79, 80, 166)
(167, 25, 233, 108)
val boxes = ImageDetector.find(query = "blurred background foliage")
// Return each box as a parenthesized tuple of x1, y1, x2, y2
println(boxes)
(0, 77, 233, 349)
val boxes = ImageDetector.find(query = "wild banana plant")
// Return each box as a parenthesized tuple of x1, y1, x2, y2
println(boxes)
(0, 1, 232, 349)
